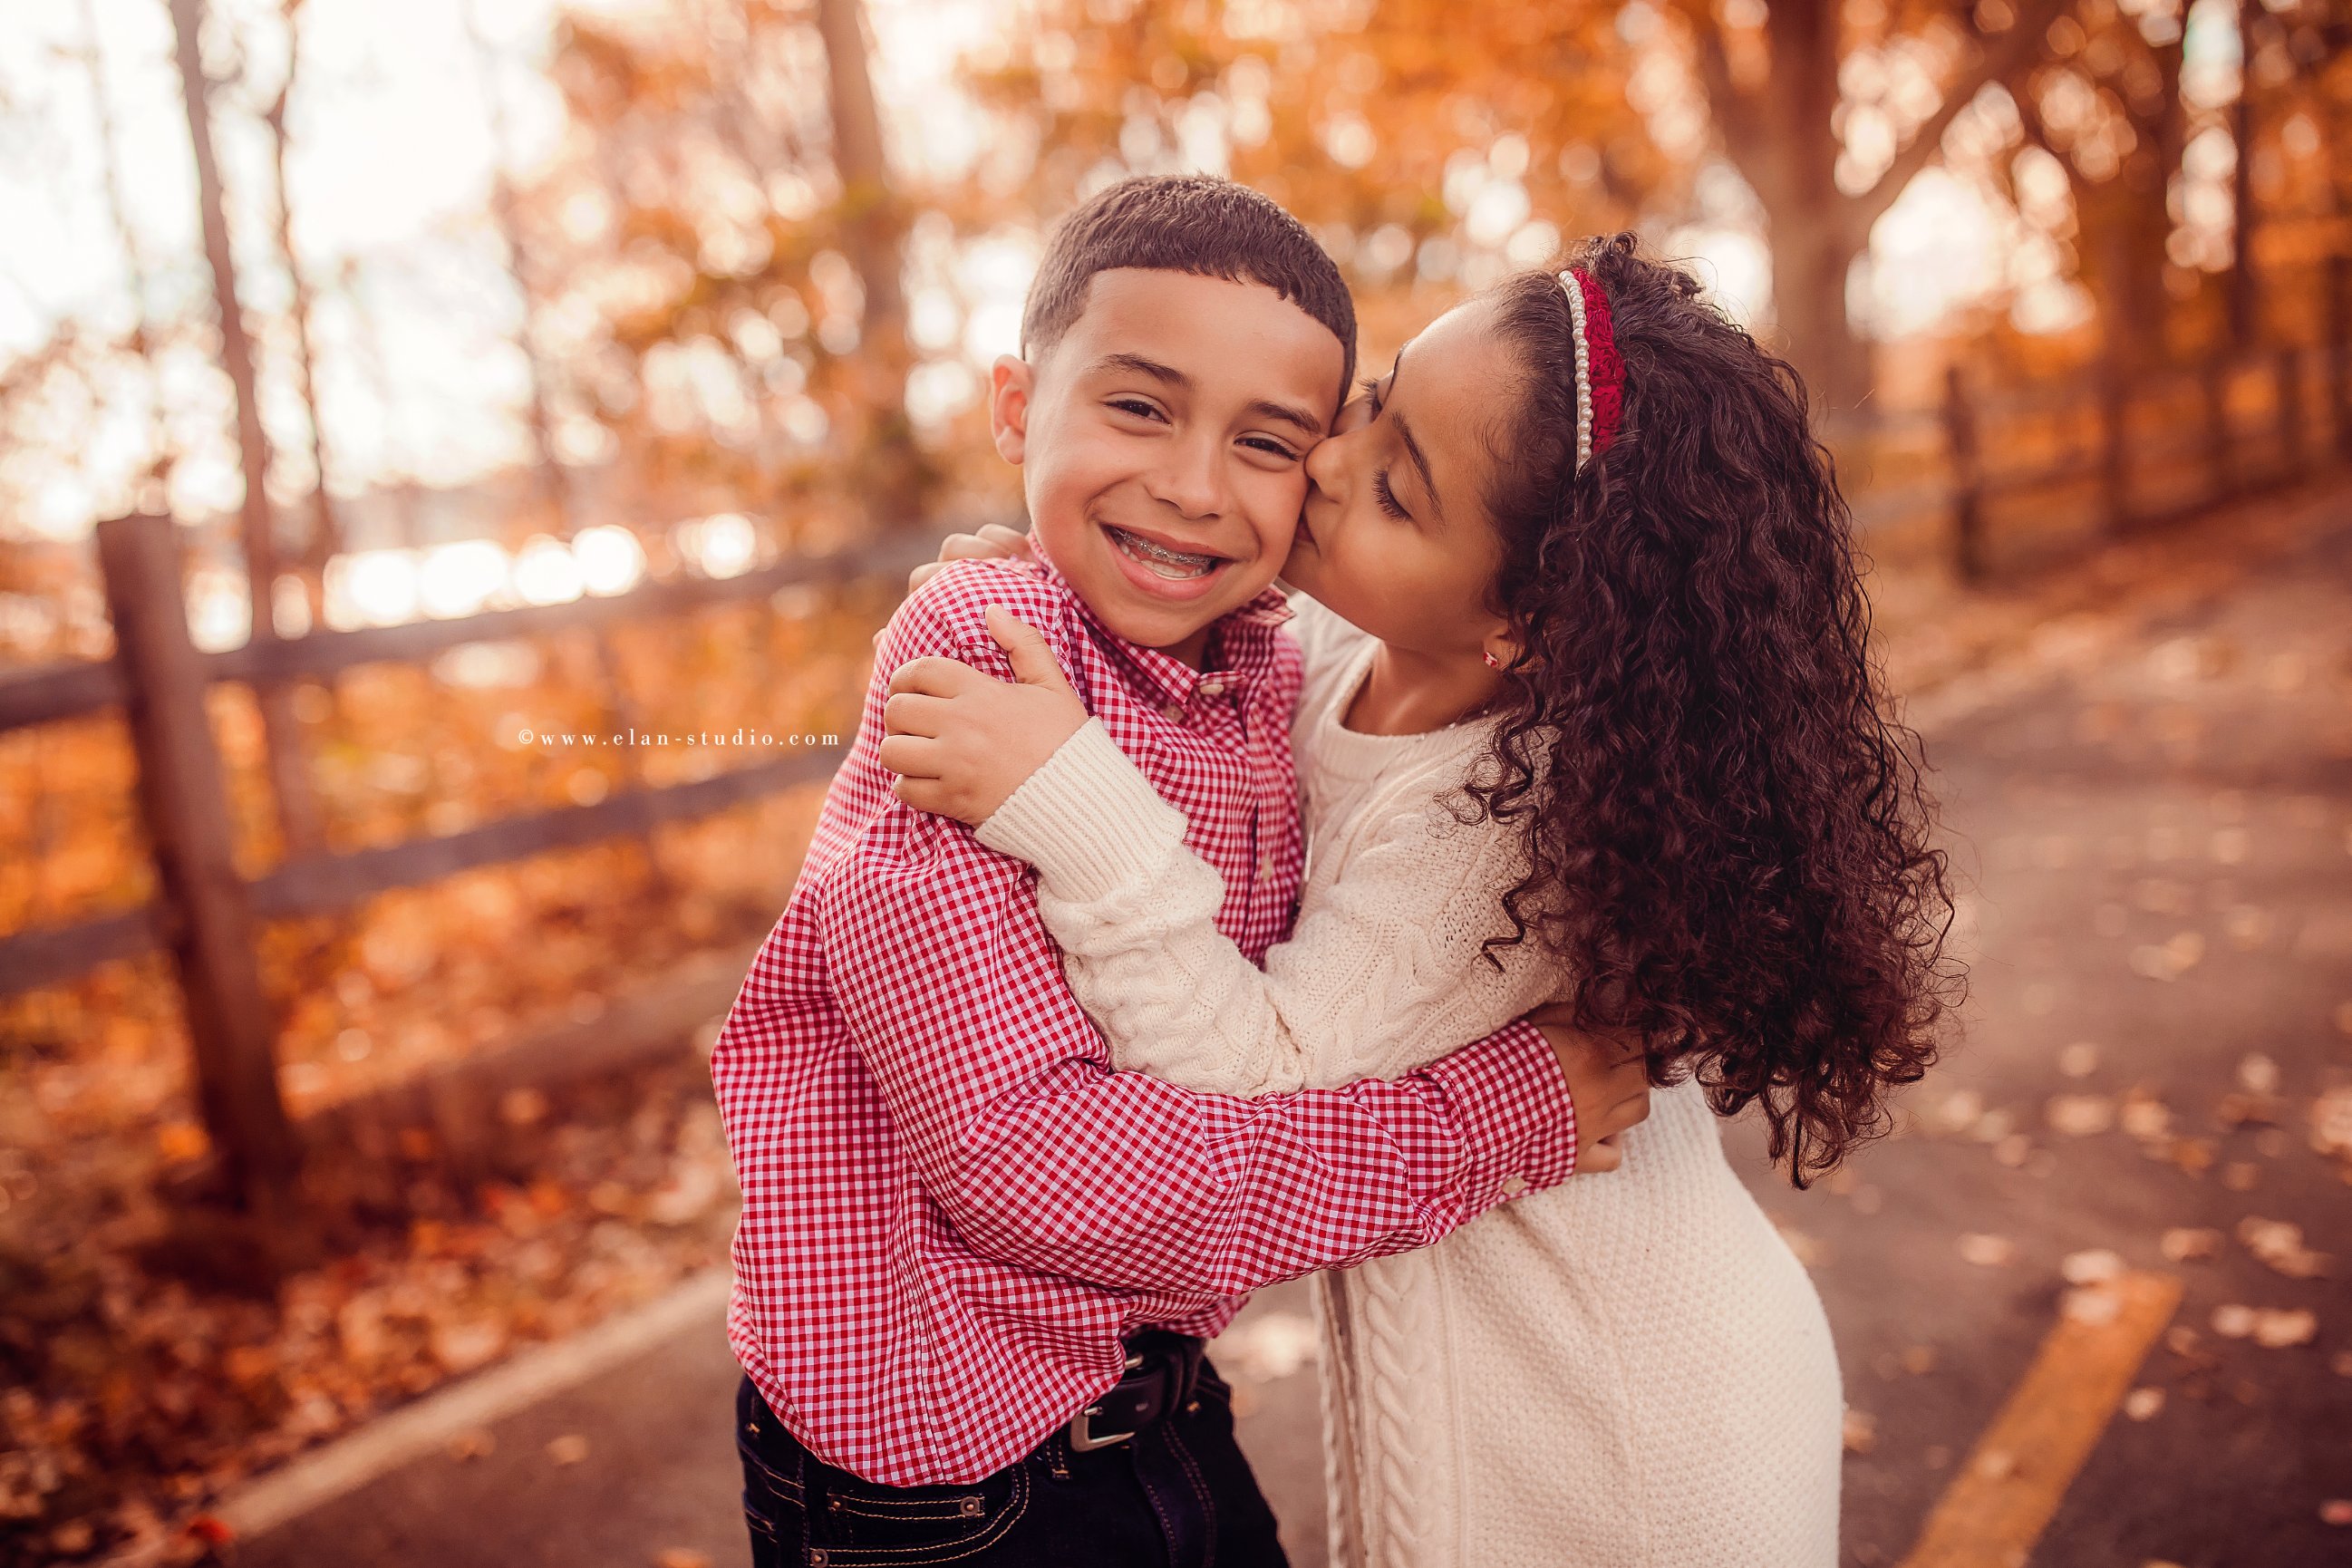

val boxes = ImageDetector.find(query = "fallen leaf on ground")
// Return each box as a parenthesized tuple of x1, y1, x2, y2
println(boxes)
(2162, 1227, 2222, 1263)
(2047, 1095, 2115, 1137)
(2120, 1090, 2173, 1141)
(2124, 1387, 2166, 1421)
(547, 1434, 590, 1466)
(1959, 1234, 2015, 1267)
(2238, 1053, 2281, 1094)
(1928, 1089, 1984, 1135)
(2212, 1304, 2259, 1339)
(2062, 1248, 2125, 1284)
(2252, 1309, 2318, 1349)
(2312, 1087, 2352, 1159)
(2237, 1217, 2331, 1279)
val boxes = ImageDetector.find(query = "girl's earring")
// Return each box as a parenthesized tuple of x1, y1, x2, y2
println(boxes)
(1483, 650, 1504, 671)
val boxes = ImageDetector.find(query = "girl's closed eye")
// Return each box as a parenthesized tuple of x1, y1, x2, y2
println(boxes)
(1371, 469, 1411, 521)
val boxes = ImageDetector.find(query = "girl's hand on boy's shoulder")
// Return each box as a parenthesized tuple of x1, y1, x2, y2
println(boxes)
(1524, 1001, 1650, 1175)
(879, 606, 1089, 827)
(904, 523, 1037, 598)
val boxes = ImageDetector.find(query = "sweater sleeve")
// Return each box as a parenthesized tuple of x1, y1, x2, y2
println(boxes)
(978, 720, 1543, 1096)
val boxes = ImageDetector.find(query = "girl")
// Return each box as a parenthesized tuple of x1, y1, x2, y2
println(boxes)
(881, 233, 1956, 1567)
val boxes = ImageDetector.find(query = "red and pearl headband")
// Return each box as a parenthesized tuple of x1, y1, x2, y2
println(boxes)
(1558, 268, 1624, 472)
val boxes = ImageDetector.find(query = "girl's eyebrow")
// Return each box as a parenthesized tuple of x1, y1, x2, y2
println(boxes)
(1384, 347, 1443, 518)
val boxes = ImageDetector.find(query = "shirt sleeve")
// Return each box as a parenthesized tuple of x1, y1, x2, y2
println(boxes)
(812, 603, 1579, 1299)
(978, 721, 1553, 1096)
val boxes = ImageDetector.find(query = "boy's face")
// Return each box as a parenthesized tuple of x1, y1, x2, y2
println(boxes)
(990, 269, 1346, 666)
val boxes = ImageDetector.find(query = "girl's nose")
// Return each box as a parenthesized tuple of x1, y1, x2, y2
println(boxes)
(1304, 422, 1350, 498)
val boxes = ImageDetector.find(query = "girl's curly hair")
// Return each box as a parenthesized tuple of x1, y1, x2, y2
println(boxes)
(1466, 233, 1960, 1186)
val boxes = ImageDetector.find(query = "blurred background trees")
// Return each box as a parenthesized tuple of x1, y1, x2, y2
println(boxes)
(2, 1, 2349, 1559)
(1, 0, 2344, 601)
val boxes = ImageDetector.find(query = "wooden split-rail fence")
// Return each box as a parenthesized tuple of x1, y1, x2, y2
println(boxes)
(0, 518, 930, 1205)
(2, 292, 2348, 1206)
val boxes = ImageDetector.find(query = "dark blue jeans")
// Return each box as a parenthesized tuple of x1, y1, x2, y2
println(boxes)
(736, 1370, 1290, 1568)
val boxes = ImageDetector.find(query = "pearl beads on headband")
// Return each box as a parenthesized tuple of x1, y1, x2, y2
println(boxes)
(1558, 269, 1596, 475)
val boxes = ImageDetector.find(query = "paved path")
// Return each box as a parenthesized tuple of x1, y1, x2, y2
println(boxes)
(240, 510, 2352, 1568)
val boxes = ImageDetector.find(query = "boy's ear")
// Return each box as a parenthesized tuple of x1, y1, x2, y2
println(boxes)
(989, 355, 1035, 465)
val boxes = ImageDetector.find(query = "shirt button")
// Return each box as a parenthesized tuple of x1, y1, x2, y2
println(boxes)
(1500, 1174, 1529, 1196)
(1161, 702, 1186, 722)
(1197, 677, 1227, 698)
(1254, 853, 1275, 882)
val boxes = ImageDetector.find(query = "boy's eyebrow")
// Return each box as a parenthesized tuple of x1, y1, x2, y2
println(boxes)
(1089, 353, 1325, 440)
(1247, 398, 1326, 439)
(1093, 351, 1190, 387)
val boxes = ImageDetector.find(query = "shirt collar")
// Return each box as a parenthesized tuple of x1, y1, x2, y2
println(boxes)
(1038, 557, 1293, 712)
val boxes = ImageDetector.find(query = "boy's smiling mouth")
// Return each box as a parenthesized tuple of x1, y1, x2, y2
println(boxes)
(1102, 521, 1231, 586)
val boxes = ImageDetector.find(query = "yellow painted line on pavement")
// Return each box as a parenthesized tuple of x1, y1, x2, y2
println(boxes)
(1898, 1270, 2183, 1568)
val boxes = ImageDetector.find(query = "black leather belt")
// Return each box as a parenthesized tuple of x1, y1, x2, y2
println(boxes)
(1066, 1331, 1205, 1452)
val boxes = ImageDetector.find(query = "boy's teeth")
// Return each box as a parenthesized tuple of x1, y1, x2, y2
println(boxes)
(1110, 527, 1219, 580)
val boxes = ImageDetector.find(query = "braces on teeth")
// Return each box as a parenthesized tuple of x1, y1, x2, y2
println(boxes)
(1112, 528, 1218, 576)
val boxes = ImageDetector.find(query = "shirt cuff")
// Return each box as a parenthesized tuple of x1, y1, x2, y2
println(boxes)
(1418, 1019, 1582, 1203)
(973, 719, 1191, 903)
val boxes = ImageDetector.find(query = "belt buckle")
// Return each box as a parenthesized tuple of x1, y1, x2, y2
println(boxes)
(1068, 1350, 1147, 1452)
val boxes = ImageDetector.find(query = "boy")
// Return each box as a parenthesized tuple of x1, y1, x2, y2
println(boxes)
(711, 177, 1636, 1567)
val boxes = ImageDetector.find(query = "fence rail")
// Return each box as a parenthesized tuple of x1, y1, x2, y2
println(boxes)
(0, 515, 932, 1204)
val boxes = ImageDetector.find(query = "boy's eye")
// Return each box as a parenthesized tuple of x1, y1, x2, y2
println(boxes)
(1239, 435, 1301, 461)
(1108, 398, 1166, 421)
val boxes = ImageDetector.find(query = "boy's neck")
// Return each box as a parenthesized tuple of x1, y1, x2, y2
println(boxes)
(1152, 625, 1214, 670)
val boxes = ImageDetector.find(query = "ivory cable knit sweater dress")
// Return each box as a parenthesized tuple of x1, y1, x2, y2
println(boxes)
(974, 595, 1844, 1568)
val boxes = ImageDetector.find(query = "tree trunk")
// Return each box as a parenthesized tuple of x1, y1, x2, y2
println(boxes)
(814, 0, 925, 529)
(79, 0, 172, 510)
(169, 0, 325, 856)
(462, 0, 575, 541)
(2226, 0, 2260, 347)
(1759, 0, 1873, 416)
(265, 1, 341, 625)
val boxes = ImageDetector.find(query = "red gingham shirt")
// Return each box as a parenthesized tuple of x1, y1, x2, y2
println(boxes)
(711, 558, 1580, 1486)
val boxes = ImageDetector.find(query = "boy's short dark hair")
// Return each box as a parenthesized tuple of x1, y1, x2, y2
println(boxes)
(1021, 175, 1358, 394)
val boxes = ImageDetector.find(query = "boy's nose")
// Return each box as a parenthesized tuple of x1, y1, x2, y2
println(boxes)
(1144, 431, 1228, 520)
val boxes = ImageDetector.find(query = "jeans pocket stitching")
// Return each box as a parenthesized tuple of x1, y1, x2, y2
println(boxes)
(810, 1464, 1030, 1567)
(1161, 1420, 1218, 1568)
(830, 1491, 987, 1521)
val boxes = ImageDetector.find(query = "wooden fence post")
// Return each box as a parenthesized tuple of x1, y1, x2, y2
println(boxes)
(2202, 357, 2232, 502)
(2330, 254, 2352, 463)
(1944, 363, 1988, 582)
(95, 514, 298, 1208)
(2277, 346, 2306, 480)
(2099, 355, 2132, 534)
